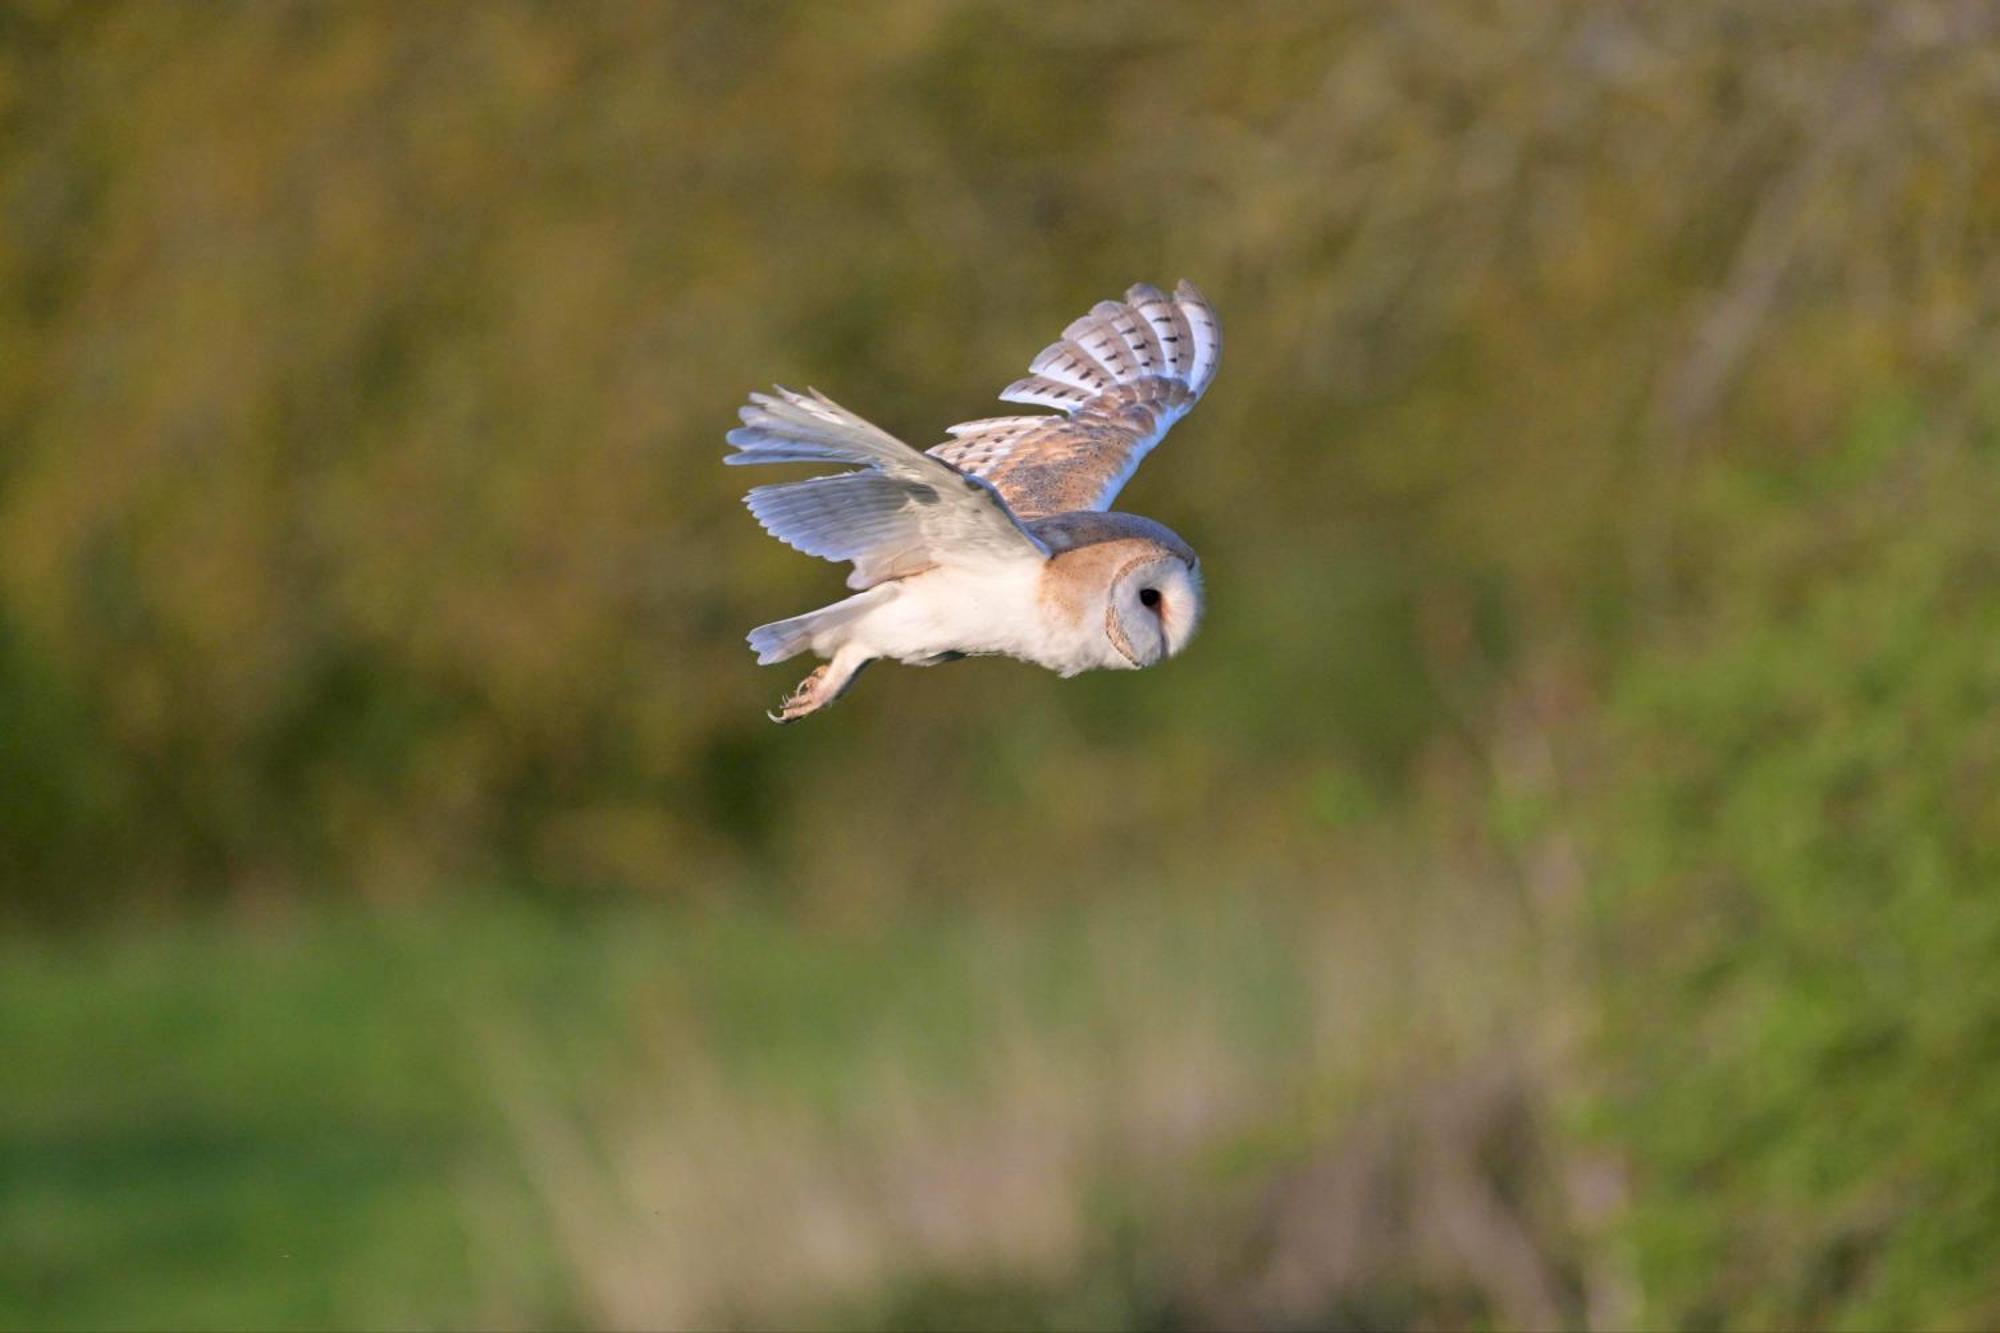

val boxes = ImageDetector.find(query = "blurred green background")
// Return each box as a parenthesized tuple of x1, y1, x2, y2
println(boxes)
(4, 2, 2000, 1328)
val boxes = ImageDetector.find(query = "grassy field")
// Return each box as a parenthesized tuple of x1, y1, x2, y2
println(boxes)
(1, 879, 1541, 1330)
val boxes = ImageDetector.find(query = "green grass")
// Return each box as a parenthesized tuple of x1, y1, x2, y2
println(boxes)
(1, 914, 516, 1329)
(3, 889, 1506, 1330)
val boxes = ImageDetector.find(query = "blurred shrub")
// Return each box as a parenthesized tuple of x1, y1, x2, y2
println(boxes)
(1591, 412, 2000, 1329)
(6, 3, 1996, 921)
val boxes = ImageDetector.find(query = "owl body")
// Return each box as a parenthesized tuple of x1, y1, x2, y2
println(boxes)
(728, 282, 1221, 721)
(794, 518, 1203, 680)
(808, 560, 1056, 670)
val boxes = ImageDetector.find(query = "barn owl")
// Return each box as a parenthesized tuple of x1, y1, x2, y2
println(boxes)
(727, 280, 1220, 722)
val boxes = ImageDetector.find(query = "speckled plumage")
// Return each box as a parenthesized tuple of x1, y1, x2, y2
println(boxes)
(930, 281, 1221, 519)
(727, 281, 1221, 721)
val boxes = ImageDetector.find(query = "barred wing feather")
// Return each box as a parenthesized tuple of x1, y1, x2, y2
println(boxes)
(929, 280, 1220, 519)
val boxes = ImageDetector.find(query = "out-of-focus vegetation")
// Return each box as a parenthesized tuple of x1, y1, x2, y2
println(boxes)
(2, 887, 1531, 1329)
(1591, 412, 2000, 1329)
(5, 2, 2000, 1328)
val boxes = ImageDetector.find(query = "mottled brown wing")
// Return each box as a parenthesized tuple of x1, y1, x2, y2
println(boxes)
(928, 280, 1221, 520)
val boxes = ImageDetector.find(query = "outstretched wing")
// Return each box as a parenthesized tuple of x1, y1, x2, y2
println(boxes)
(727, 386, 1048, 590)
(928, 280, 1220, 520)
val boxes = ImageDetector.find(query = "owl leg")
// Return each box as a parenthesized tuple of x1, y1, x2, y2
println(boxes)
(769, 646, 873, 723)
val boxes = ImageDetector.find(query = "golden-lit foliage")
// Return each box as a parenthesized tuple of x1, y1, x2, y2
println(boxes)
(6, 3, 1995, 915)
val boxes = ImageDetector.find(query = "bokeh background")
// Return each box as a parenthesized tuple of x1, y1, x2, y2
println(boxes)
(5, 3, 2000, 1328)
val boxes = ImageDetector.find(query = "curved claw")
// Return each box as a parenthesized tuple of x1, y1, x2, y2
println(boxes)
(765, 655, 873, 724)
(769, 664, 832, 724)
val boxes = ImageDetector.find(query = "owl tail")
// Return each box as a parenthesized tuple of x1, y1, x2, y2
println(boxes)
(746, 586, 891, 665)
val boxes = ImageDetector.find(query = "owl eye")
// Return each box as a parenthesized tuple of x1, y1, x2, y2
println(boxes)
(1139, 588, 1162, 611)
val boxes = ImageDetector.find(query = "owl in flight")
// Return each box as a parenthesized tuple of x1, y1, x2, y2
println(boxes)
(728, 280, 1220, 722)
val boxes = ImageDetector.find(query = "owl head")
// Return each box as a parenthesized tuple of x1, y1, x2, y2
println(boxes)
(1103, 548, 1204, 669)
(1030, 511, 1206, 674)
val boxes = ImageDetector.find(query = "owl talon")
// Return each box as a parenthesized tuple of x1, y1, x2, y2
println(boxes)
(766, 655, 875, 724)
(770, 664, 832, 724)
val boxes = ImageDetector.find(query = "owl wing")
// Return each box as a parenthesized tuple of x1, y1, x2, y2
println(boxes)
(928, 280, 1221, 520)
(727, 386, 1049, 590)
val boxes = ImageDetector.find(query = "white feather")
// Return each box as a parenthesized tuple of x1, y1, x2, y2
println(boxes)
(727, 385, 1047, 588)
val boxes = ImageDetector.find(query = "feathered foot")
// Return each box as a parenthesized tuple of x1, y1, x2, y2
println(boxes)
(768, 651, 871, 724)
